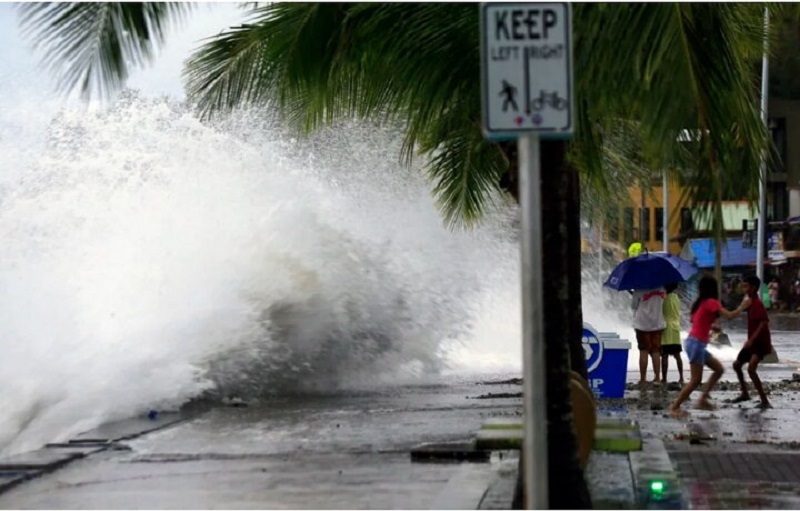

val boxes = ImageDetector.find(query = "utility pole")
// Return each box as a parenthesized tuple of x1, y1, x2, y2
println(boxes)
(756, 7, 770, 282)
(663, 171, 669, 252)
(640, 186, 646, 247)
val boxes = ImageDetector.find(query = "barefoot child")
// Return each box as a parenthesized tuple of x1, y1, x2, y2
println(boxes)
(731, 275, 773, 409)
(668, 276, 746, 417)
(660, 282, 684, 385)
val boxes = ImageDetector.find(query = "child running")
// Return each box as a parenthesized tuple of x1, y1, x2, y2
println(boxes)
(660, 282, 684, 385)
(668, 275, 746, 418)
(731, 275, 773, 409)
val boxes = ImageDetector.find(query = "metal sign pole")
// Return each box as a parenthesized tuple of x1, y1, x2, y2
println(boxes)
(480, 5, 571, 506)
(519, 132, 548, 510)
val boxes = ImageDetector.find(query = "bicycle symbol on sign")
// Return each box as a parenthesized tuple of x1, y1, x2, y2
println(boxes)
(529, 90, 569, 112)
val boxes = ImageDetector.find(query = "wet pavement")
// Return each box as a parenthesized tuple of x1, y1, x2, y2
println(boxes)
(3, 323, 800, 509)
(607, 358, 800, 510)
(0, 377, 522, 509)
(5, 368, 800, 509)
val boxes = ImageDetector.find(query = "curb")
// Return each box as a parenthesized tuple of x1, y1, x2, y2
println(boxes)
(0, 471, 40, 494)
(478, 457, 520, 510)
(431, 462, 494, 509)
(474, 416, 644, 453)
(410, 441, 491, 463)
(629, 439, 683, 509)
(418, 416, 646, 509)
(0, 412, 191, 496)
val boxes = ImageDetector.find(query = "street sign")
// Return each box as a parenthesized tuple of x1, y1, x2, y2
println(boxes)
(480, 2, 573, 139)
(479, 4, 575, 508)
(768, 249, 787, 263)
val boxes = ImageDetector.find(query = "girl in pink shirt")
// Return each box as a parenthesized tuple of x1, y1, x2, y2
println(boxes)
(668, 275, 746, 418)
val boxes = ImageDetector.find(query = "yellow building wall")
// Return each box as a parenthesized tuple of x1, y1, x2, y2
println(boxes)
(592, 180, 686, 257)
(598, 182, 752, 258)
(591, 99, 800, 260)
(624, 182, 684, 255)
(591, 179, 760, 260)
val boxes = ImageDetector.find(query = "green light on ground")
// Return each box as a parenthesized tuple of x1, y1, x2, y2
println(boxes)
(650, 480, 665, 494)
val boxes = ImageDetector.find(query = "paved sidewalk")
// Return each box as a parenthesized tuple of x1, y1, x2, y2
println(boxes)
(4, 370, 799, 510)
(0, 381, 523, 510)
(598, 370, 800, 510)
(665, 442, 800, 509)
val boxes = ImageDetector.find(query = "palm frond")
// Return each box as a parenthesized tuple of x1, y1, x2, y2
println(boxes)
(573, 117, 646, 207)
(186, 3, 503, 225)
(575, 4, 774, 221)
(184, 3, 776, 230)
(186, 3, 348, 120)
(17, 2, 193, 100)
(182, 18, 276, 116)
(188, 5, 478, 124)
(416, 109, 506, 229)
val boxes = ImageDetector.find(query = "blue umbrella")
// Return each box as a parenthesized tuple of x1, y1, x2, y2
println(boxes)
(604, 252, 698, 291)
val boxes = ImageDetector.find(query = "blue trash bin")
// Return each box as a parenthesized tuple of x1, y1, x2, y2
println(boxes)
(582, 323, 631, 398)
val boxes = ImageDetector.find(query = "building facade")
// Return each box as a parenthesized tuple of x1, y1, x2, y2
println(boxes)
(597, 99, 798, 262)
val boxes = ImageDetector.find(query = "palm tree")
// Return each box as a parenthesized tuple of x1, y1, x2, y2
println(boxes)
(18, 3, 781, 508)
(17, 3, 193, 101)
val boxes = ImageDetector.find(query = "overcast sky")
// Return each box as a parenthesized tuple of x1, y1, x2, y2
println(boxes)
(0, 3, 244, 103)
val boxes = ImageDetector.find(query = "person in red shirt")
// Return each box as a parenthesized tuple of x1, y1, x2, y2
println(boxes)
(668, 275, 747, 418)
(730, 275, 773, 409)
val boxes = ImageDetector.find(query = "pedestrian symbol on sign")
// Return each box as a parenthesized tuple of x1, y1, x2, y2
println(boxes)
(499, 80, 518, 112)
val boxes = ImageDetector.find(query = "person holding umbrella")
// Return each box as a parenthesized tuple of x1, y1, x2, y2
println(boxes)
(631, 287, 666, 387)
(668, 275, 747, 418)
(604, 251, 698, 389)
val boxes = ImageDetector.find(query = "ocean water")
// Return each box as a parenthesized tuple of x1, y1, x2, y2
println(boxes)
(0, 93, 536, 455)
(3, 89, 764, 456)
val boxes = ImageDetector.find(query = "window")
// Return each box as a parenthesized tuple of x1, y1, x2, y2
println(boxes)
(640, 208, 651, 242)
(655, 208, 664, 245)
(769, 182, 788, 222)
(623, 208, 634, 244)
(785, 225, 800, 251)
(680, 208, 694, 234)
(607, 208, 620, 242)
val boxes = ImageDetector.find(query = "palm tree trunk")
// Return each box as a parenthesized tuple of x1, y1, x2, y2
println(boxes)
(506, 140, 591, 509)
(498, 140, 588, 380)
(539, 140, 592, 508)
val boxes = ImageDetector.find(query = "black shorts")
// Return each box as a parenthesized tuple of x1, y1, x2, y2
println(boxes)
(661, 344, 682, 356)
(736, 343, 772, 364)
(635, 329, 663, 354)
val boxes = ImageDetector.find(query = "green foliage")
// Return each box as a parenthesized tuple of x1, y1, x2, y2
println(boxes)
(19, 2, 780, 234)
(18, 2, 192, 100)
(576, 4, 772, 196)
(184, 3, 506, 227)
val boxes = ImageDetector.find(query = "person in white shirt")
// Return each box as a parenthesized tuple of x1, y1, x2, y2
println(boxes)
(632, 287, 667, 388)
